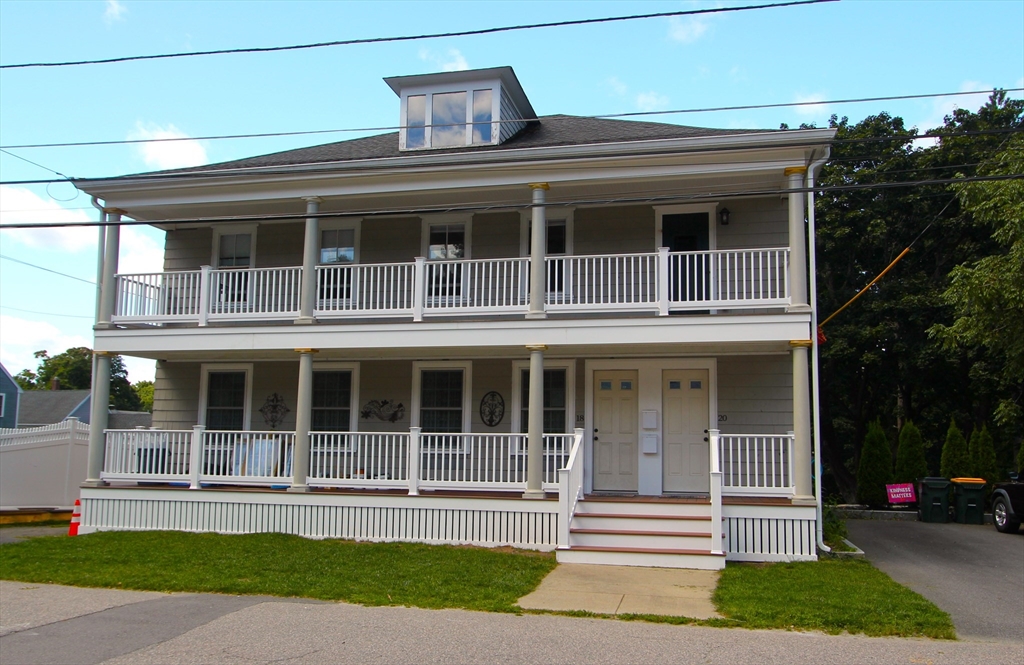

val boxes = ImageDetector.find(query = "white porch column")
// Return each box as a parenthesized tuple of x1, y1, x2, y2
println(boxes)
(786, 167, 810, 312)
(83, 351, 112, 486)
(97, 211, 121, 327)
(289, 348, 317, 492)
(791, 340, 813, 501)
(297, 197, 322, 324)
(526, 183, 549, 319)
(523, 344, 547, 499)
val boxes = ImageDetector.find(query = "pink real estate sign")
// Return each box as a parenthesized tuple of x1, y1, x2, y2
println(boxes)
(886, 483, 917, 503)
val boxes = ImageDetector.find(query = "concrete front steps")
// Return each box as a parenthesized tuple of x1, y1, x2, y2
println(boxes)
(556, 496, 726, 570)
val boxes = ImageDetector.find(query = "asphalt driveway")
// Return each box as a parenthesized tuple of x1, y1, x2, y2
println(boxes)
(846, 519, 1024, 643)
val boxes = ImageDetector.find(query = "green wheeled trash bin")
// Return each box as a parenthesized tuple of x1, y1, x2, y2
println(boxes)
(918, 477, 951, 522)
(951, 478, 987, 525)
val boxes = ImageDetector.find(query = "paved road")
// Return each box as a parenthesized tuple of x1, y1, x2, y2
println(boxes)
(847, 519, 1024, 643)
(0, 526, 67, 545)
(1, 581, 1021, 665)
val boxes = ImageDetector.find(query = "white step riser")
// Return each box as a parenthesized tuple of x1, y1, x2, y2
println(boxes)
(572, 515, 713, 533)
(557, 548, 726, 570)
(570, 532, 712, 550)
(576, 501, 711, 517)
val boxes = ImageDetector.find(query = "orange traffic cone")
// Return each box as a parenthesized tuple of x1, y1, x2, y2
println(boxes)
(68, 499, 81, 536)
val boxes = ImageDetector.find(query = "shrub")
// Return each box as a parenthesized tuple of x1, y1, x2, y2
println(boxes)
(968, 424, 999, 483)
(822, 500, 849, 547)
(894, 421, 929, 484)
(939, 419, 970, 480)
(856, 421, 893, 508)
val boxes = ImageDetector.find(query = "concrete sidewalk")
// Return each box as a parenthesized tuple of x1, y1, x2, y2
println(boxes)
(517, 564, 720, 618)
(2, 581, 1021, 665)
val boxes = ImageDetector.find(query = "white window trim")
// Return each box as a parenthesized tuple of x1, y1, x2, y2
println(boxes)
(211, 224, 258, 269)
(420, 214, 473, 260)
(311, 362, 360, 432)
(510, 359, 576, 435)
(653, 203, 718, 252)
(198, 363, 254, 430)
(318, 218, 362, 265)
(410, 360, 473, 433)
(519, 208, 574, 257)
(0, 392, 5, 418)
(399, 80, 501, 151)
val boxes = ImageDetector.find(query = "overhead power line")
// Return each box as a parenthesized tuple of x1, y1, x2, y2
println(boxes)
(2, 126, 1021, 187)
(1, 0, 833, 70)
(3, 87, 1020, 151)
(0, 253, 96, 284)
(0, 305, 93, 319)
(1, 173, 1021, 231)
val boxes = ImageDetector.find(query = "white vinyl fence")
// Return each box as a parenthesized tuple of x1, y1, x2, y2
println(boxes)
(0, 419, 90, 508)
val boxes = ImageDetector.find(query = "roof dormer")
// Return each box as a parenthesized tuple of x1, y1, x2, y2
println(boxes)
(385, 66, 537, 151)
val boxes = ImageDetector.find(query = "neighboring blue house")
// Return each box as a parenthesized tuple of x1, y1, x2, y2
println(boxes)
(0, 363, 22, 429)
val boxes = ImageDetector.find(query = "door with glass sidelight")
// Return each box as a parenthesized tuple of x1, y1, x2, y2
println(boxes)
(593, 371, 639, 492)
(662, 369, 710, 493)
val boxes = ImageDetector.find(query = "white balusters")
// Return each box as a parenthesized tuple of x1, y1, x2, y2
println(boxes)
(717, 433, 795, 495)
(546, 253, 659, 310)
(316, 263, 415, 316)
(208, 267, 302, 319)
(667, 248, 790, 310)
(112, 271, 202, 322)
(307, 432, 409, 488)
(200, 431, 296, 484)
(101, 430, 192, 481)
(422, 258, 529, 313)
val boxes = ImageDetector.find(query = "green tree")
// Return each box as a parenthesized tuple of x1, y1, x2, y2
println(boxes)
(894, 421, 929, 484)
(1017, 442, 1024, 474)
(968, 424, 999, 483)
(939, 420, 971, 479)
(15, 347, 141, 411)
(856, 421, 893, 507)
(133, 380, 154, 413)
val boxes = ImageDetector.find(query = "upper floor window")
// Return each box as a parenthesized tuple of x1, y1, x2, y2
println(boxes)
(402, 88, 496, 150)
(218, 233, 251, 268)
(320, 229, 355, 265)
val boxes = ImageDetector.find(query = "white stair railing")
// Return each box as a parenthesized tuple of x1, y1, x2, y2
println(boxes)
(102, 429, 192, 482)
(557, 428, 585, 548)
(307, 432, 409, 488)
(718, 433, 795, 495)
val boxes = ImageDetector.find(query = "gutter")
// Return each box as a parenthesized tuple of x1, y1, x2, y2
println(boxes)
(806, 146, 832, 555)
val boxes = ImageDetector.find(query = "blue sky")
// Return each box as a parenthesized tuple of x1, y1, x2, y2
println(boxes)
(1, 0, 1022, 384)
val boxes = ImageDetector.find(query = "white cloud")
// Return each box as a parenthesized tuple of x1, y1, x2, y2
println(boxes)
(607, 76, 628, 97)
(636, 92, 670, 113)
(104, 0, 126, 25)
(118, 226, 165, 275)
(0, 186, 94, 252)
(128, 122, 208, 170)
(794, 93, 830, 118)
(418, 48, 469, 72)
(668, 16, 709, 44)
(0, 315, 92, 378)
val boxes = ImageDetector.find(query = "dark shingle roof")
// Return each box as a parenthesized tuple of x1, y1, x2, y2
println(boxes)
(108, 411, 153, 429)
(17, 390, 90, 426)
(147, 115, 771, 175)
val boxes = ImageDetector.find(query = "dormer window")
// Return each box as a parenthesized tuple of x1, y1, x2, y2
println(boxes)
(386, 67, 536, 152)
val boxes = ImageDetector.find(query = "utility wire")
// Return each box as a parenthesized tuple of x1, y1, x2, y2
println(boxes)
(3, 88, 1020, 151)
(0, 305, 93, 319)
(0, 253, 95, 284)
(1, 173, 1021, 231)
(1, 0, 834, 70)
(3, 127, 1021, 187)
(0, 148, 72, 179)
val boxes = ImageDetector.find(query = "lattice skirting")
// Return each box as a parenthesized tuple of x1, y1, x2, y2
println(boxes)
(79, 488, 559, 551)
(723, 504, 818, 561)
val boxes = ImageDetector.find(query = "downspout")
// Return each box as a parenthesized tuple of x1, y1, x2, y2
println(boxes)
(90, 197, 106, 323)
(805, 147, 831, 554)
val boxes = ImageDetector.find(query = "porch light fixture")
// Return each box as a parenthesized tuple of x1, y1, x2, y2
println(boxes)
(719, 208, 731, 225)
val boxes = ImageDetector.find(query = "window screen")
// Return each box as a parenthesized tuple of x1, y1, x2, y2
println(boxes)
(420, 370, 463, 433)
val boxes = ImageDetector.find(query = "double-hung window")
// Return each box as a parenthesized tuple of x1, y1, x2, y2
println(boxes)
(312, 371, 352, 432)
(419, 370, 464, 433)
(519, 369, 568, 434)
(200, 366, 252, 431)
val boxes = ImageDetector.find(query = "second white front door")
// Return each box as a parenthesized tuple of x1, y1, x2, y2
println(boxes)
(663, 369, 710, 493)
(593, 370, 638, 492)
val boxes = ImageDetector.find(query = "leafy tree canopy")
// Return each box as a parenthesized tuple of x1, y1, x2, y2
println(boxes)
(14, 347, 141, 412)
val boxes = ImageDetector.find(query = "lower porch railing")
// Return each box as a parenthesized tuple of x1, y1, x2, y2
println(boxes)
(101, 428, 580, 494)
(717, 433, 795, 496)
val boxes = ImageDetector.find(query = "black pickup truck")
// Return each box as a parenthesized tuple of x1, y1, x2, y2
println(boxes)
(992, 475, 1024, 533)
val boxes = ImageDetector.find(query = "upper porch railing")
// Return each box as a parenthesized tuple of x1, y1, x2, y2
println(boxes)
(111, 248, 790, 325)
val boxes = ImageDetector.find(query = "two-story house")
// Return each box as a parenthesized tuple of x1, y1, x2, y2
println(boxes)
(74, 67, 834, 569)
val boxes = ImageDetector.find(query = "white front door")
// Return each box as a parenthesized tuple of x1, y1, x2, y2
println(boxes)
(663, 369, 710, 493)
(593, 370, 638, 492)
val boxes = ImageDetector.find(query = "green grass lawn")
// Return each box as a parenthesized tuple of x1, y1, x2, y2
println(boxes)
(0, 531, 555, 613)
(0, 530, 955, 639)
(713, 559, 956, 639)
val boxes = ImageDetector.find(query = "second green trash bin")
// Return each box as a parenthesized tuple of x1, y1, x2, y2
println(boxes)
(918, 477, 951, 522)
(951, 478, 987, 525)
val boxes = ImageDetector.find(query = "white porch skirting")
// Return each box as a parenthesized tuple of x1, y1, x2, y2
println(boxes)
(79, 487, 560, 551)
(722, 503, 817, 562)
